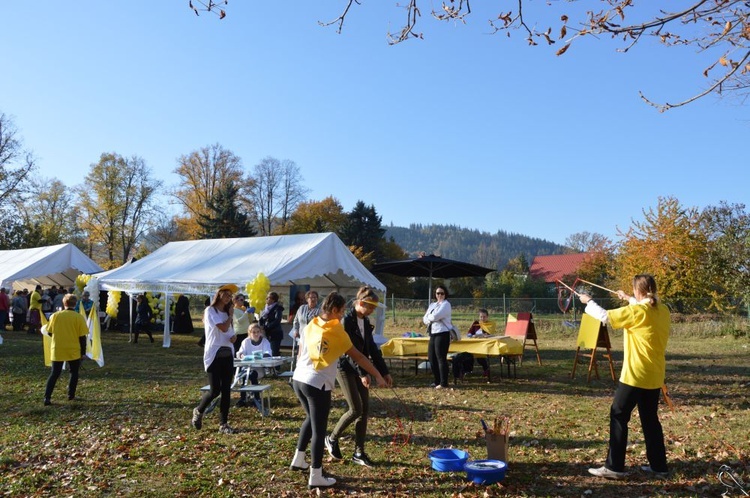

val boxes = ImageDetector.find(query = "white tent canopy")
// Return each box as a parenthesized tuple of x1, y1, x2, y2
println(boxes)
(98, 232, 385, 296)
(0, 243, 104, 291)
(98, 233, 385, 348)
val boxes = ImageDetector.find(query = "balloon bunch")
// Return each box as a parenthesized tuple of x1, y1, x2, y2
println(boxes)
(76, 274, 92, 295)
(145, 292, 166, 323)
(106, 290, 121, 318)
(245, 272, 270, 312)
(83, 276, 100, 309)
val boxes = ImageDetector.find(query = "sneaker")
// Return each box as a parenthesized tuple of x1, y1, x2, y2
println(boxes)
(588, 466, 628, 480)
(43, 398, 51, 406)
(325, 436, 342, 460)
(640, 465, 669, 478)
(191, 408, 203, 430)
(218, 423, 236, 434)
(352, 450, 374, 468)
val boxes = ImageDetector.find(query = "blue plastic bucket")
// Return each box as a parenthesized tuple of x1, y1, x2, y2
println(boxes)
(428, 449, 469, 472)
(464, 459, 507, 484)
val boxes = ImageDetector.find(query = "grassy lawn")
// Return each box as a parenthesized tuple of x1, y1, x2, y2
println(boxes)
(0, 319, 748, 497)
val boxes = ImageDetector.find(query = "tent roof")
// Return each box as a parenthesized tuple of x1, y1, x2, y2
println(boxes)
(0, 243, 104, 291)
(98, 232, 385, 296)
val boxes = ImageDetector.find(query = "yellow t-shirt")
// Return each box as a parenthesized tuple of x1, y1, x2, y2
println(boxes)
(46, 310, 89, 362)
(29, 291, 43, 311)
(607, 302, 670, 389)
(305, 316, 353, 371)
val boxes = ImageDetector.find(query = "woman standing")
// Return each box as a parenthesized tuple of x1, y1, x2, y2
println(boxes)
(173, 294, 194, 335)
(579, 274, 670, 480)
(42, 294, 89, 405)
(191, 284, 238, 434)
(290, 292, 387, 489)
(132, 294, 154, 343)
(290, 290, 320, 341)
(326, 286, 392, 467)
(423, 285, 453, 389)
(259, 291, 284, 357)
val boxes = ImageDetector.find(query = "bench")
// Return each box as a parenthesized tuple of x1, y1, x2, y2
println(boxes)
(384, 354, 518, 381)
(200, 384, 272, 416)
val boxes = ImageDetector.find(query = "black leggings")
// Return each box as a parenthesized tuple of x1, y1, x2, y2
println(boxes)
(293, 380, 332, 469)
(45, 359, 82, 401)
(428, 332, 451, 387)
(196, 353, 234, 425)
(331, 368, 370, 450)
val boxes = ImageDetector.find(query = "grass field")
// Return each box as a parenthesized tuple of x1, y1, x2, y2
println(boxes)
(0, 318, 748, 497)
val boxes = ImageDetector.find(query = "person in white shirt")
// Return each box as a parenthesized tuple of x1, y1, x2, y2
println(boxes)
(422, 285, 453, 389)
(191, 284, 238, 434)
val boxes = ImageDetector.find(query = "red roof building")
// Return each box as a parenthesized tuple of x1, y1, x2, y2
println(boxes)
(529, 253, 589, 284)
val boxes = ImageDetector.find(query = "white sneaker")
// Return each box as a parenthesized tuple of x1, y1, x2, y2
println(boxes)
(308, 467, 335, 488)
(640, 465, 669, 478)
(588, 466, 628, 480)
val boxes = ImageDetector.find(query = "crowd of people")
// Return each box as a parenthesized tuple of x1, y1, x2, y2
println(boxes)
(15, 273, 671, 490)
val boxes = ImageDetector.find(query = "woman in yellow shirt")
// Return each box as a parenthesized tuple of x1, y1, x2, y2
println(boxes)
(579, 274, 670, 480)
(43, 294, 89, 405)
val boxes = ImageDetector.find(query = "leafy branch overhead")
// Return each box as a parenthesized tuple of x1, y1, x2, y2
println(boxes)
(193, 0, 750, 111)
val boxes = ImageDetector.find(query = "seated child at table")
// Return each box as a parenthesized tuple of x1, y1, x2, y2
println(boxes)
(466, 309, 496, 378)
(235, 323, 272, 412)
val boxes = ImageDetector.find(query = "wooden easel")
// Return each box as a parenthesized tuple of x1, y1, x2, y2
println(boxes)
(571, 314, 615, 383)
(505, 312, 542, 366)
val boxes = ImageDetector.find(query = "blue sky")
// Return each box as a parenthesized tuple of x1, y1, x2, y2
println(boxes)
(2, 1, 747, 246)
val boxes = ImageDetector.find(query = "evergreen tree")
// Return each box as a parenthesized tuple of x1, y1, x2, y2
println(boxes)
(198, 181, 257, 239)
(340, 201, 386, 260)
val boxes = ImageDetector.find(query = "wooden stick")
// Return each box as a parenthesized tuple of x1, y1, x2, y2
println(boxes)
(576, 278, 618, 295)
(556, 280, 581, 296)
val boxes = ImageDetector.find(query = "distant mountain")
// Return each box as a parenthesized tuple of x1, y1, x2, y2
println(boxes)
(384, 224, 567, 271)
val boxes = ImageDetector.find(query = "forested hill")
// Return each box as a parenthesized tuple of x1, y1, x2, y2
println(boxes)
(384, 224, 567, 271)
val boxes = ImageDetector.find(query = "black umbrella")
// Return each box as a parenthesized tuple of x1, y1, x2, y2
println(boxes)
(371, 254, 496, 300)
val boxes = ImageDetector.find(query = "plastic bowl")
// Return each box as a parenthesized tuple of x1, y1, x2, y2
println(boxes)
(428, 449, 469, 472)
(464, 459, 507, 485)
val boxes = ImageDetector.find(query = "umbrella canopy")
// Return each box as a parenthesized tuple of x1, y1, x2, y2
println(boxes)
(371, 254, 496, 300)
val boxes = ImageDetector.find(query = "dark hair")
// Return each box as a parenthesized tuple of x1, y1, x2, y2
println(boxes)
(210, 288, 232, 313)
(267, 292, 279, 303)
(435, 285, 449, 298)
(478, 308, 489, 315)
(321, 291, 346, 313)
(633, 274, 658, 307)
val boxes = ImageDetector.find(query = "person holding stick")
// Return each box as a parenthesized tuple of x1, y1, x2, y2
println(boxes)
(326, 286, 393, 467)
(578, 274, 671, 480)
(290, 291, 387, 489)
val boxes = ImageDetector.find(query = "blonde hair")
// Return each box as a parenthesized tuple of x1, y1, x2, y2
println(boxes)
(248, 323, 262, 335)
(356, 285, 379, 304)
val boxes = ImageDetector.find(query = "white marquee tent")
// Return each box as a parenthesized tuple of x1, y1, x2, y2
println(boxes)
(98, 233, 386, 347)
(0, 243, 104, 291)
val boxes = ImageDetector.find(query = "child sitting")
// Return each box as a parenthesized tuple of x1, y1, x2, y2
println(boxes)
(466, 309, 496, 377)
(235, 323, 272, 414)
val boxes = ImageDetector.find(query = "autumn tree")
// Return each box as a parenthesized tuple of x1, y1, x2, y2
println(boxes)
(198, 2, 750, 110)
(197, 180, 257, 239)
(279, 196, 348, 235)
(172, 143, 249, 238)
(76, 153, 162, 268)
(699, 201, 750, 312)
(248, 156, 308, 235)
(615, 196, 708, 312)
(565, 231, 617, 289)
